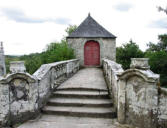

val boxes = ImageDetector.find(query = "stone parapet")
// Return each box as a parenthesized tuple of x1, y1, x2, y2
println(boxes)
(0, 59, 79, 127)
(102, 58, 167, 128)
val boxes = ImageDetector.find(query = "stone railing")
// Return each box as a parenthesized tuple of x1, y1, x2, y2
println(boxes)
(33, 59, 79, 108)
(103, 58, 167, 128)
(0, 59, 79, 127)
(102, 59, 124, 110)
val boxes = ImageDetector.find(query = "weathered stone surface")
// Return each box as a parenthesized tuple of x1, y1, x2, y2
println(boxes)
(102, 59, 124, 110)
(117, 61, 159, 128)
(67, 38, 116, 67)
(0, 83, 10, 126)
(158, 88, 167, 128)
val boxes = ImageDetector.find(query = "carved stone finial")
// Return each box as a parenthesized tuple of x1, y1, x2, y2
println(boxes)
(88, 12, 91, 17)
(130, 58, 150, 70)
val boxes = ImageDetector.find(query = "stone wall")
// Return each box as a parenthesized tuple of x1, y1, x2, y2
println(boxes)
(102, 58, 167, 128)
(0, 59, 79, 127)
(67, 38, 116, 67)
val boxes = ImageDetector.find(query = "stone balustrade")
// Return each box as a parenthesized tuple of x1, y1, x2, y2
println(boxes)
(102, 58, 167, 128)
(0, 59, 79, 127)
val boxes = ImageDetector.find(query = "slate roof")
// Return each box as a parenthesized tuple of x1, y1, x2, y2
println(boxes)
(67, 14, 116, 38)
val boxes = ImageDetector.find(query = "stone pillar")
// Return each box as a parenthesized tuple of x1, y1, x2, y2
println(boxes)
(10, 61, 26, 73)
(0, 42, 6, 76)
(117, 58, 159, 128)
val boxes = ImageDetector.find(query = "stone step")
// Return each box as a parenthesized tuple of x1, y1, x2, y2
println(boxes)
(55, 90, 108, 95)
(52, 91, 109, 99)
(47, 102, 112, 107)
(48, 97, 113, 107)
(42, 106, 116, 118)
(48, 97, 113, 106)
(56, 87, 108, 91)
(36, 115, 116, 124)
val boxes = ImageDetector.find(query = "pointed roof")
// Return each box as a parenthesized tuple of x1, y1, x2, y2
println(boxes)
(67, 14, 116, 38)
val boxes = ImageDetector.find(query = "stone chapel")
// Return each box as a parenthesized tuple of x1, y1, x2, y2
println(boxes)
(67, 14, 116, 67)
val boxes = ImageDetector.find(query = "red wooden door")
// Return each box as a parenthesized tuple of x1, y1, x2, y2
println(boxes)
(84, 41, 100, 66)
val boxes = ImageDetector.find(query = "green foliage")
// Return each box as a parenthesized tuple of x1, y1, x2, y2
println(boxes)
(147, 34, 167, 51)
(44, 40, 75, 63)
(19, 40, 75, 74)
(19, 53, 42, 74)
(145, 34, 167, 87)
(116, 40, 144, 69)
(145, 50, 167, 87)
(65, 25, 77, 36)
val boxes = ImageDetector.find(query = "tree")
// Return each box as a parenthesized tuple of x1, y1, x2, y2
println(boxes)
(145, 51, 167, 87)
(145, 34, 167, 87)
(146, 34, 167, 52)
(158, 6, 167, 15)
(116, 40, 144, 69)
(65, 25, 77, 36)
(43, 40, 75, 63)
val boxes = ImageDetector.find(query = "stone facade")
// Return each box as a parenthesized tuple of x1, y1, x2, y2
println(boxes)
(68, 38, 116, 66)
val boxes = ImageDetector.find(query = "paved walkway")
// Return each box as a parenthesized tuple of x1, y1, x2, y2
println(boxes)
(58, 68, 108, 90)
(18, 68, 136, 128)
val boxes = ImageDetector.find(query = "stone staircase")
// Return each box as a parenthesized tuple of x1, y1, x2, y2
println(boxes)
(42, 87, 117, 119)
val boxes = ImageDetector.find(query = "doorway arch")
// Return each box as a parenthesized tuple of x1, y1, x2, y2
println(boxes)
(84, 41, 100, 66)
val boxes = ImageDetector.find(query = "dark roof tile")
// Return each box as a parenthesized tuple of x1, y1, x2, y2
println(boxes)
(67, 14, 116, 38)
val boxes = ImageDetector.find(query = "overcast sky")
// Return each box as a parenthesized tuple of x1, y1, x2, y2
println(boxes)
(0, 0, 166, 55)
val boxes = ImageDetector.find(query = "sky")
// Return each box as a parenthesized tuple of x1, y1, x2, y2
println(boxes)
(0, 0, 166, 55)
